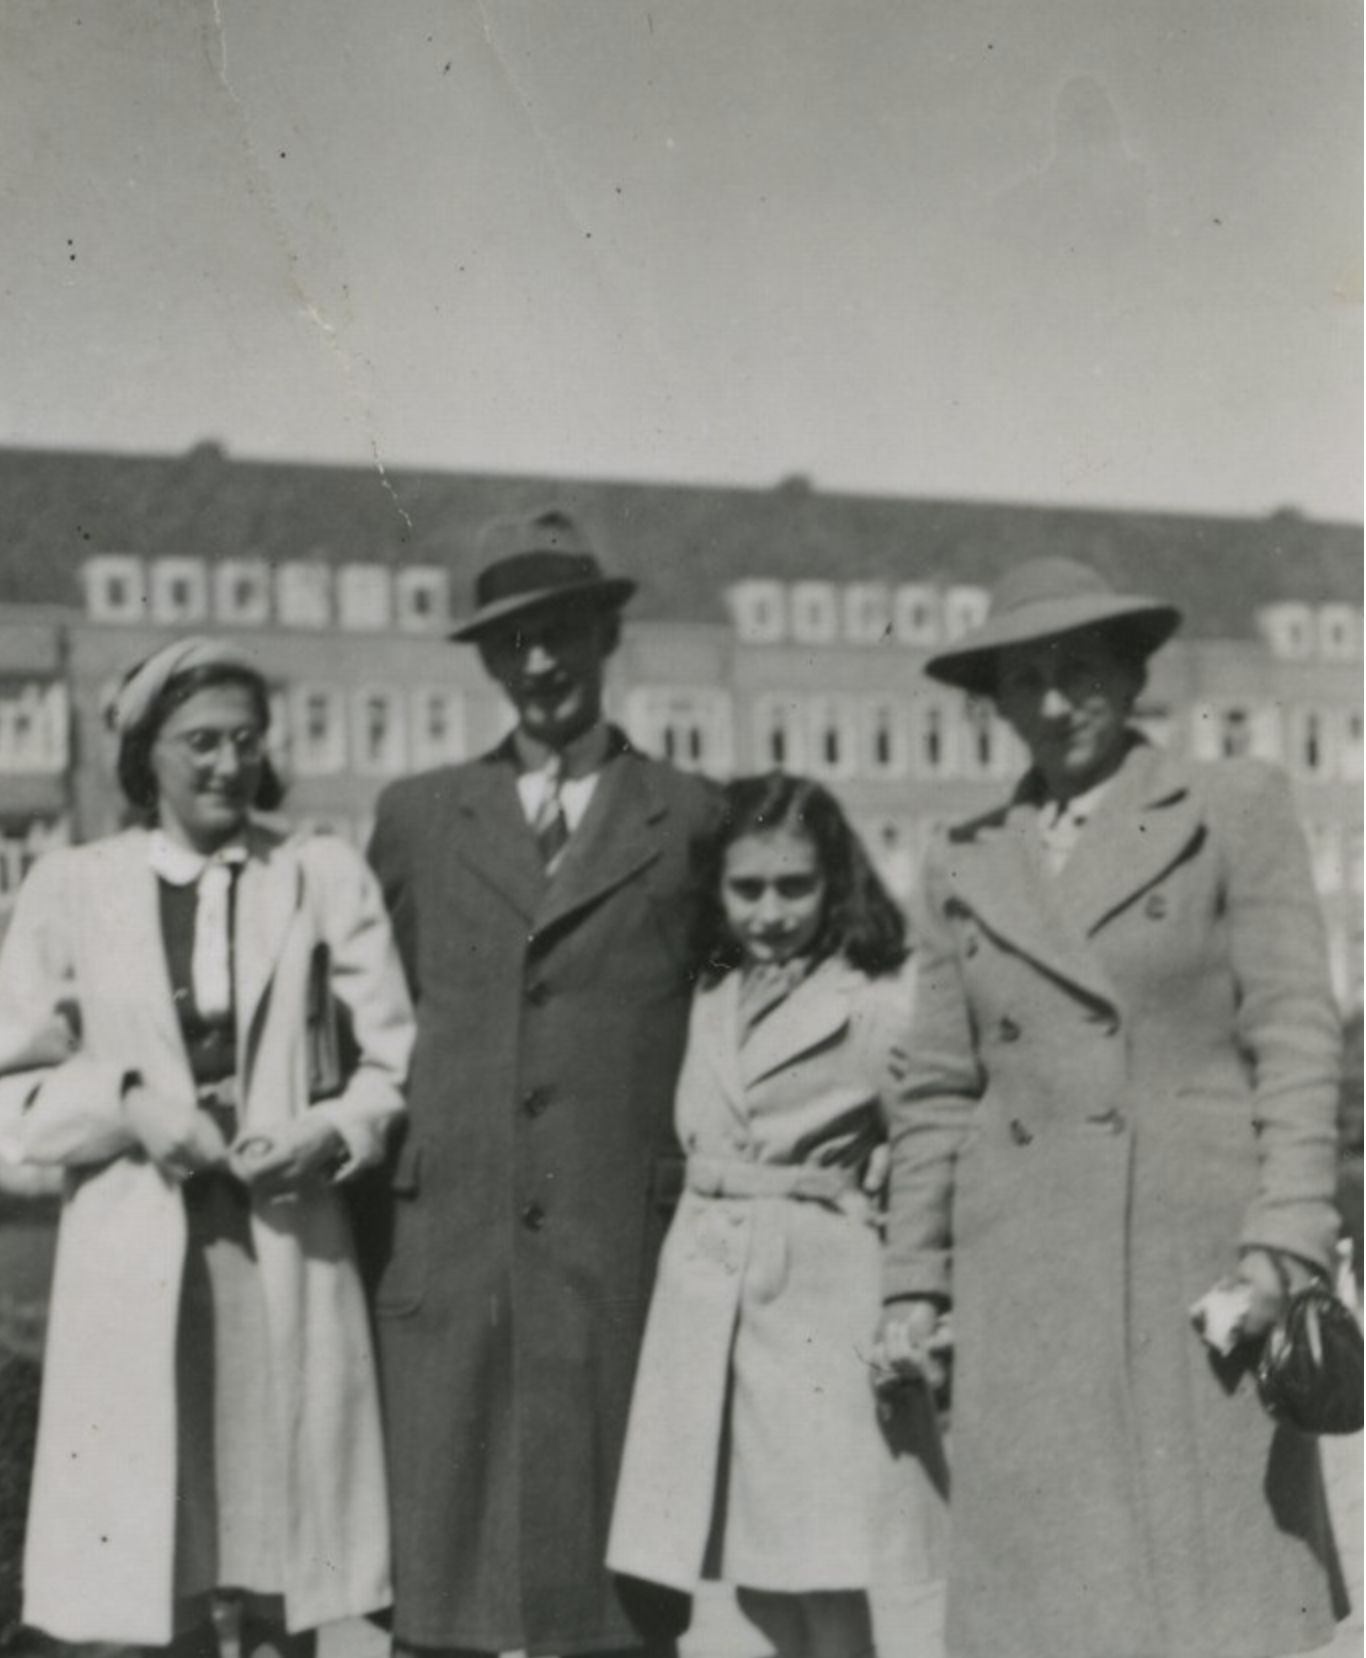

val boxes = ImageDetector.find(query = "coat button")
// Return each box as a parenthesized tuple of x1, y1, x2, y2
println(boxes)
(1009, 1118, 1034, 1146)
(997, 1017, 1021, 1043)
(526, 979, 550, 1007)
(1145, 892, 1168, 920)
(521, 1202, 546, 1231)
(522, 1087, 550, 1117)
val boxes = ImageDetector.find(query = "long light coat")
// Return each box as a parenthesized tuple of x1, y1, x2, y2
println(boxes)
(609, 957, 948, 1596)
(0, 826, 413, 1645)
(884, 740, 1345, 1658)
(362, 739, 720, 1656)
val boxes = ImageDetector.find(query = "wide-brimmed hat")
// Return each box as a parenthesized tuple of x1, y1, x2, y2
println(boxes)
(449, 509, 637, 642)
(924, 557, 1182, 696)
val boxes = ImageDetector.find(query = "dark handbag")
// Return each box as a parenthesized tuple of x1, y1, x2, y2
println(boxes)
(305, 942, 358, 1103)
(1254, 1253, 1363, 1436)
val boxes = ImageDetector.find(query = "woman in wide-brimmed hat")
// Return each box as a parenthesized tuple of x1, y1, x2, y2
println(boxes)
(0, 638, 414, 1658)
(876, 559, 1346, 1658)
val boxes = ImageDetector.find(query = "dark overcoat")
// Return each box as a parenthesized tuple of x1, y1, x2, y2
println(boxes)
(884, 740, 1346, 1658)
(363, 735, 719, 1656)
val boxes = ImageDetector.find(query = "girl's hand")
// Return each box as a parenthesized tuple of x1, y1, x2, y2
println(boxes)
(123, 1084, 228, 1179)
(229, 1116, 347, 1200)
(870, 1300, 949, 1403)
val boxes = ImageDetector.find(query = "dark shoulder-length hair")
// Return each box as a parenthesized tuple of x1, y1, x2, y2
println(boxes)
(693, 771, 908, 986)
(115, 660, 285, 822)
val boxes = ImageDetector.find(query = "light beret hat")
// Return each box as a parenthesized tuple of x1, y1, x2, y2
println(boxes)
(110, 637, 263, 735)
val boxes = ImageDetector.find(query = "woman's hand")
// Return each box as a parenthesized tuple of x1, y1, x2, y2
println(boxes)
(228, 1116, 347, 1200)
(1237, 1248, 1310, 1337)
(870, 1299, 950, 1404)
(123, 1083, 228, 1179)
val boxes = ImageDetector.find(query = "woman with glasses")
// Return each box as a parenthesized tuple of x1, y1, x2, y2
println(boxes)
(0, 638, 414, 1658)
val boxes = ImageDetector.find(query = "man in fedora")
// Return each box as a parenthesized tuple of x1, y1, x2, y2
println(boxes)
(362, 509, 719, 1658)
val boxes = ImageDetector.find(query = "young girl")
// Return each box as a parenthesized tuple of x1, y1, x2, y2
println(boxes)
(608, 773, 947, 1658)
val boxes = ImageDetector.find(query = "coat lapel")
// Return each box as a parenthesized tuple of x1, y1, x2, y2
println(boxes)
(234, 826, 305, 1055)
(691, 974, 747, 1132)
(449, 747, 547, 923)
(943, 805, 1117, 1007)
(1053, 744, 1204, 940)
(739, 956, 860, 1090)
(532, 750, 665, 939)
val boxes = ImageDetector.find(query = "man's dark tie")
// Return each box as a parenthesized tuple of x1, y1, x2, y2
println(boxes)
(532, 755, 571, 868)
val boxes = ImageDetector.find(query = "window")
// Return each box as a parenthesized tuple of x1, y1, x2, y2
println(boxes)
(1318, 605, 1362, 661)
(409, 688, 467, 768)
(396, 568, 450, 634)
(626, 687, 733, 774)
(1338, 710, 1363, 783)
(352, 686, 408, 775)
(1218, 707, 1253, 759)
(1287, 706, 1334, 780)
(726, 581, 787, 644)
(338, 565, 394, 631)
(0, 683, 68, 774)
(862, 698, 907, 779)
(150, 558, 208, 624)
(942, 585, 989, 641)
(910, 698, 955, 778)
(893, 585, 940, 647)
(276, 562, 333, 628)
(844, 584, 892, 646)
(1258, 603, 1315, 660)
(215, 558, 272, 625)
(752, 694, 807, 772)
(957, 698, 999, 778)
(289, 685, 347, 774)
(84, 554, 146, 622)
(789, 582, 840, 645)
(806, 695, 857, 780)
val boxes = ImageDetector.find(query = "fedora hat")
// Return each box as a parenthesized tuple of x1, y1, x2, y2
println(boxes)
(449, 509, 637, 641)
(924, 558, 1182, 697)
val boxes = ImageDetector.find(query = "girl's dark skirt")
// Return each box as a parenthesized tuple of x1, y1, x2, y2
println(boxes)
(173, 1172, 286, 1601)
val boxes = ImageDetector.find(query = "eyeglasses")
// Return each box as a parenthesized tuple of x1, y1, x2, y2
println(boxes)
(163, 728, 267, 765)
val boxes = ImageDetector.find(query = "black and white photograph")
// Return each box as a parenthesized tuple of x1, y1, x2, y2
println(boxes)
(0, 6, 1361, 1658)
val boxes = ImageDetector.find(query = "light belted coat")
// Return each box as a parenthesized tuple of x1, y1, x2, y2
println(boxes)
(362, 738, 720, 1656)
(0, 826, 413, 1645)
(884, 740, 1345, 1658)
(609, 956, 948, 1596)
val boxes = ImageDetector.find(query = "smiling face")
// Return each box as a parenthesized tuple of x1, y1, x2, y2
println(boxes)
(150, 683, 266, 851)
(993, 626, 1142, 800)
(477, 600, 618, 751)
(720, 827, 828, 968)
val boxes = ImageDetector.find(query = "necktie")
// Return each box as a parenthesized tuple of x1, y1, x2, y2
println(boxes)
(1039, 799, 1089, 875)
(532, 755, 571, 869)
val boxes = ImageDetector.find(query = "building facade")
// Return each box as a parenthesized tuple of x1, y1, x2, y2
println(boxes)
(0, 450, 1360, 1007)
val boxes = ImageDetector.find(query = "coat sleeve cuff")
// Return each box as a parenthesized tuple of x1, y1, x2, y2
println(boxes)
(882, 1252, 953, 1305)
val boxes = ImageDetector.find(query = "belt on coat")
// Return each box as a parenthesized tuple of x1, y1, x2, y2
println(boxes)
(685, 1154, 860, 1204)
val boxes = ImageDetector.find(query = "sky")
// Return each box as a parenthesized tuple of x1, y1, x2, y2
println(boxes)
(0, 0, 1361, 519)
